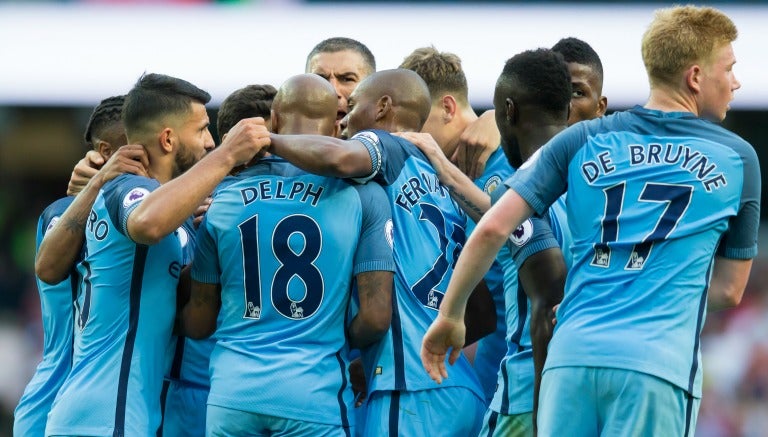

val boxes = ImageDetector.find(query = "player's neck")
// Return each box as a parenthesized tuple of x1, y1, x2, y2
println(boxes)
(645, 86, 698, 116)
(147, 160, 173, 184)
(443, 107, 478, 159)
(517, 123, 566, 161)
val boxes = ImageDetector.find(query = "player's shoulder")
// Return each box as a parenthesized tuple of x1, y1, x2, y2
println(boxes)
(102, 173, 158, 197)
(39, 196, 76, 237)
(477, 147, 513, 193)
(351, 180, 388, 203)
(41, 196, 75, 219)
(101, 174, 159, 212)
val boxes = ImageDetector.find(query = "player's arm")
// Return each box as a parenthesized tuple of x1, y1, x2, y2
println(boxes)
(181, 278, 221, 339)
(463, 280, 497, 345)
(517, 247, 566, 432)
(421, 188, 533, 383)
(36, 145, 148, 284)
(451, 110, 500, 180)
(268, 134, 374, 178)
(707, 256, 752, 311)
(128, 118, 269, 245)
(348, 270, 394, 349)
(394, 131, 489, 223)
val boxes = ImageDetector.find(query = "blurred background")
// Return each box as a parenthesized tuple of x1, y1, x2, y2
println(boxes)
(1, 0, 767, 435)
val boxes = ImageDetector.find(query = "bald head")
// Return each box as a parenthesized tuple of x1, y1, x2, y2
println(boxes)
(271, 73, 338, 136)
(346, 69, 431, 136)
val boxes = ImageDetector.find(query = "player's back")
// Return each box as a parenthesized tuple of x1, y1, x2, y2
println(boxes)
(547, 106, 758, 396)
(350, 130, 483, 398)
(46, 174, 184, 437)
(194, 158, 387, 427)
(14, 197, 78, 436)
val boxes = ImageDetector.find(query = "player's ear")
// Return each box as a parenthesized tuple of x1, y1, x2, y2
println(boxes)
(685, 64, 703, 95)
(505, 97, 518, 126)
(441, 95, 457, 123)
(270, 109, 280, 134)
(159, 128, 174, 153)
(597, 96, 608, 118)
(97, 140, 115, 161)
(375, 95, 392, 121)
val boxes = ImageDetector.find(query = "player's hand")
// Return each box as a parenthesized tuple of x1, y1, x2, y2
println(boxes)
(420, 312, 466, 384)
(193, 196, 212, 229)
(67, 150, 104, 196)
(219, 117, 271, 167)
(348, 358, 367, 407)
(394, 131, 442, 158)
(451, 110, 500, 180)
(393, 131, 446, 173)
(93, 144, 149, 188)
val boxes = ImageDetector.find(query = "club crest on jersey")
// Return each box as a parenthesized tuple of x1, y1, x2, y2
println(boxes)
(46, 216, 60, 233)
(509, 219, 533, 247)
(384, 219, 394, 249)
(123, 188, 149, 208)
(483, 176, 502, 194)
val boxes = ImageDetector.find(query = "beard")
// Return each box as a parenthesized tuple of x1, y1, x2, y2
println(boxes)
(172, 144, 201, 178)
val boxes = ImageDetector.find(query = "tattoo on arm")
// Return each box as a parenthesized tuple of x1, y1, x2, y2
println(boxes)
(447, 186, 486, 218)
(62, 215, 89, 233)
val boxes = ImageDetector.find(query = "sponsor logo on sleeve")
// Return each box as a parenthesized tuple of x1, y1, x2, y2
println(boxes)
(46, 216, 60, 233)
(509, 219, 534, 247)
(176, 226, 189, 248)
(384, 219, 394, 249)
(123, 188, 150, 208)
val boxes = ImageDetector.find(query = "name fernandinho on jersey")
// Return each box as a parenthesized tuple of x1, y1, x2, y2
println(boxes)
(395, 171, 450, 212)
(240, 180, 324, 207)
(580, 142, 727, 192)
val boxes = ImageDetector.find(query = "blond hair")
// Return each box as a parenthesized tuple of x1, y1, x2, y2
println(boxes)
(642, 5, 737, 88)
(399, 46, 469, 105)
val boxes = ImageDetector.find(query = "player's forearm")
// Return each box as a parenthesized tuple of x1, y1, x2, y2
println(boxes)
(348, 315, 387, 350)
(529, 300, 555, 421)
(181, 282, 220, 339)
(128, 149, 234, 245)
(708, 256, 751, 311)
(269, 134, 372, 178)
(349, 271, 393, 349)
(35, 176, 106, 284)
(429, 154, 490, 222)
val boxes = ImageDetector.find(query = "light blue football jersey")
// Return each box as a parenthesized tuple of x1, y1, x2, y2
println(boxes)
(159, 218, 212, 437)
(486, 178, 562, 416)
(351, 130, 484, 400)
(548, 195, 573, 269)
(46, 174, 186, 437)
(191, 158, 395, 427)
(14, 197, 78, 437)
(466, 147, 514, 405)
(506, 106, 761, 397)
